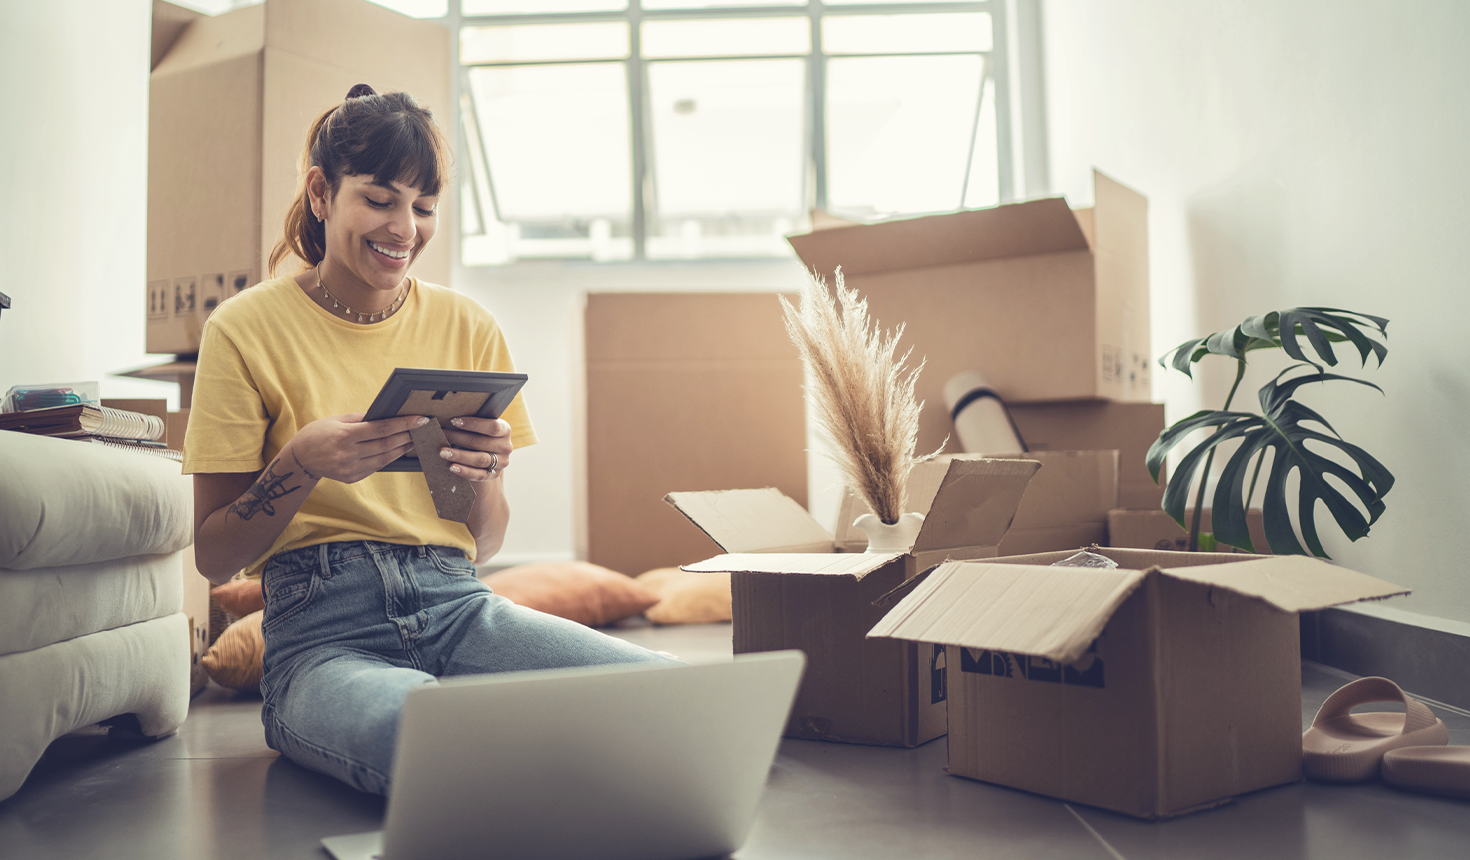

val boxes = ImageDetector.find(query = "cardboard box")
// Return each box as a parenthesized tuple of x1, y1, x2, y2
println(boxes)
(832, 451, 1119, 557)
(180, 544, 212, 696)
(1108, 507, 1270, 554)
(788, 169, 1150, 459)
(147, 0, 450, 354)
(583, 293, 808, 576)
(869, 547, 1408, 818)
(668, 457, 1040, 747)
(1007, 399, 1165, 510)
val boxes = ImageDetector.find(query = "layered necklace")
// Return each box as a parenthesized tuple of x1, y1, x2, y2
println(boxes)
(317, 266, 408, 323)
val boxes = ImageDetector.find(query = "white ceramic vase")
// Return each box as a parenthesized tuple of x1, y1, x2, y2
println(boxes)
(854, 511, 925, 553)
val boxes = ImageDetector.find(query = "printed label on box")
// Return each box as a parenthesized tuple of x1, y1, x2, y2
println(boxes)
(202, 273, 225, 318)
(148, 280, 169, 320)
(930, 643, 947, 704)
(173, 276, 197, 317)
(1101, 345, 1124, 383)
(959, 642, 1105, 689)
(228, 269, 253, 296)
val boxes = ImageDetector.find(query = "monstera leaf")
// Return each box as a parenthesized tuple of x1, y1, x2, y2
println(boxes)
(1160, 307, 1389, 379)
(1147, 366, 1395, 557)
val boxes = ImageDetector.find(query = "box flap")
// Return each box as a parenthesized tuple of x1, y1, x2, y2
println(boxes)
(664, 488, 834, 554)
(787, 198, 1090, 278)
(1158, 556, 1409, 613)
(868, 560, 1146, 665)
(683, 552, 902, 578)
(151, 1, 264, 76)
(911, 458, 1042, 556)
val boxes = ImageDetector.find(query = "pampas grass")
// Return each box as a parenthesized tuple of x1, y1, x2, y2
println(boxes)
(780, 267, 935, 525)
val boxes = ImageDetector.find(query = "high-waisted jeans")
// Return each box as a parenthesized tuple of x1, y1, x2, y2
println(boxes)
(259, 541, 676, 795)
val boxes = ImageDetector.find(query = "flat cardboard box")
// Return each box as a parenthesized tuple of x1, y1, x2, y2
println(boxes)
(1108, 507, 1270, 554)
(833, 451, 1119, 557)
(869, 547, 1408, 818)
(788, 169, 1150, 459)
(147, 0, 450, 354)
(583, 293, 808, 577)
(1007, 399, 1165, 509)
(668, 457, 1040, 747)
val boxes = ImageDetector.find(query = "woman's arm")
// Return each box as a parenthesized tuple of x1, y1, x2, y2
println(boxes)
(192, 412, 428, 583)
(438, 416, 516, 564)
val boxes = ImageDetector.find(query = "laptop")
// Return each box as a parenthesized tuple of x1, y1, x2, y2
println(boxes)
(321, 650, 805, 860)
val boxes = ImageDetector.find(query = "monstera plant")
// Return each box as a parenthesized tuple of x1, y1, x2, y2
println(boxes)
(1146, 307, 1393, 557)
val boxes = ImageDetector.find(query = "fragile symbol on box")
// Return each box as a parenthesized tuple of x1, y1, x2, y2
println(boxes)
(228, 270, 252, 296)
(959, 641, 1105, 689)
(930, 643, 947, 704)
(1101, 345, 1125, 383)
(173, 276, 197, 317)
(202, 272, 225, 317)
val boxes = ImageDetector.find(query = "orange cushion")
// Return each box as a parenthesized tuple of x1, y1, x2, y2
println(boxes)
(212, 576, 264, 617)
(479, 562, 659, 628)
(637, 568, 732, 625)
(201, 610, 264, 692)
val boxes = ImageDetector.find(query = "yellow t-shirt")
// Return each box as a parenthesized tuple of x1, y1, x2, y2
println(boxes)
(182, 276, 537, 578)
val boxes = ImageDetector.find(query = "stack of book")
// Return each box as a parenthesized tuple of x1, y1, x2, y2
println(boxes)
(0, 402, 180, 461)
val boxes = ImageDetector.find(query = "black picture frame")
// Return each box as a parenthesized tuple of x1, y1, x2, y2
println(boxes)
(363, 367, 528, 473)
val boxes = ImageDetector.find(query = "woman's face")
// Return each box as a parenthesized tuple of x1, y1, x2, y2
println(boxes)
(314, 171, 438, 294)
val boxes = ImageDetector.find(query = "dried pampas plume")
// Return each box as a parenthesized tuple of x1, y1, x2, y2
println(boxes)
(780, 267, 937, 525)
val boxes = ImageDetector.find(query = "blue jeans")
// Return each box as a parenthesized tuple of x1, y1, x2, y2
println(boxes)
(259, 541, 676, 795)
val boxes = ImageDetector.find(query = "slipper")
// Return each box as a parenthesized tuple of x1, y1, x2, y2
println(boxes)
(1382, 746, 1470, 800)
(1302, 676, 1448, 782)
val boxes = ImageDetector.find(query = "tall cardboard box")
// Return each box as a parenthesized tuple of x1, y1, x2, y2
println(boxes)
(147, 0, 450, 355)
(583, 293, 807, 576)
(668, 457, 1039, 748)
(788, 170, 1150, 459)
(870, 547, 1409, 818)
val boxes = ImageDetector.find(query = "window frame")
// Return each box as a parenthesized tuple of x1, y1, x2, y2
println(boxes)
(449, 0, 1015, 264)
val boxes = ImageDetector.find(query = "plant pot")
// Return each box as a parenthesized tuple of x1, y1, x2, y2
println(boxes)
(853, 511, 925, 553)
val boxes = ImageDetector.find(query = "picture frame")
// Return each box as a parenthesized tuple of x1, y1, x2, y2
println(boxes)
(363, 368, 528, 473)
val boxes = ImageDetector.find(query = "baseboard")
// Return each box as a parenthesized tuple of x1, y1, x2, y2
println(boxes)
(1302, 604, 1470, 711)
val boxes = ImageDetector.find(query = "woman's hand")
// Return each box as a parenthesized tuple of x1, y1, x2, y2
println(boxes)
(438, 417, 513, 483)
(289, 412, 428, 483)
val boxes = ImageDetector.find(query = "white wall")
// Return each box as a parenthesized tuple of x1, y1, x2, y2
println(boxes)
(0, 0, 180, 407)
(1042, 0, 1470, 624)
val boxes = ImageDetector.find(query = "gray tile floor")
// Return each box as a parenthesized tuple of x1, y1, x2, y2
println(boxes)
(3, 622, 1467, 860)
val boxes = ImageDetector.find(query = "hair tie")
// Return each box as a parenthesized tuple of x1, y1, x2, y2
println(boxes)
(346, 83, 377, 100)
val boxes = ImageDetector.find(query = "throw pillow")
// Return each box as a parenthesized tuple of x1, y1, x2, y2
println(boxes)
(201, 610, 264, 692)
(479, 561, 659, 628)
(637, 568, 732, 625)
(212, 576, 264, 618)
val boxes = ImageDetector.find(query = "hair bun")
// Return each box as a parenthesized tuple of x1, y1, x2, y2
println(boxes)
(346, 83, 377, 100)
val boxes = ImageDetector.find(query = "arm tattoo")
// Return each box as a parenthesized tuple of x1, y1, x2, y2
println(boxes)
(227, 462, 302, 522)
(290, 448, 320, 481)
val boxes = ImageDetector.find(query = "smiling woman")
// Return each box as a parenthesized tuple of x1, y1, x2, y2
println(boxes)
(179, 83, 678, 797)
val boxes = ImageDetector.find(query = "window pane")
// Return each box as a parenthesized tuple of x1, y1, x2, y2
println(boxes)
(645, 59, 804, 259)
(963, 74, 1000, 209)
(643, 0, 802, 9)
(823, 13, 992, 54)
(826, 54, 985, 216)
(642, 17, 810, 59)
(464, 0, 625, 12)
(460, 23, 628, 65)
(464, 64, 633, 263)
(366, 0, 445, 17)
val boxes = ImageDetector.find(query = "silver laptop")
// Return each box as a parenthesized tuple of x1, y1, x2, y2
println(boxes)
(322, 650, 805, 860)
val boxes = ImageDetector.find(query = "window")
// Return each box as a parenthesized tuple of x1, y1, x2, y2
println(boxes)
(334, 1, 1016, 264)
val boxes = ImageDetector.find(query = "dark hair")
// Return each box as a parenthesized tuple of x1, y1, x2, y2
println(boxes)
(270, 84, 452, 276)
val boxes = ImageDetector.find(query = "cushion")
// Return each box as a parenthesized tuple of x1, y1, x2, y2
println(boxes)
(201, 610, 264, 692)
(212, 576, 265, 618)
(637, 568, 732, 625)
(479, 562, 659, 627)
(0, 431, 193, 570)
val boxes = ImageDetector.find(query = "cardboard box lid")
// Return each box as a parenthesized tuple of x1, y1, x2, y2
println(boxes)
(870, 554, 1409, 665)
(664, 487, 834, 554)
(786, 197, 1089, 279)
(684, 552, 903, 579)
(668, 457, 1040, 560)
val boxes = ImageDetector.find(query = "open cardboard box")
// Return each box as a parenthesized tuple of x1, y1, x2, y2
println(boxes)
(834, 451, 1119, 558)
(1007, 399, 1165, 510)
(868, 547, 1409, 818)
(667, 457, 1040, 748)
(788, 170, 1150, 460)
(147, 0, 449, 355)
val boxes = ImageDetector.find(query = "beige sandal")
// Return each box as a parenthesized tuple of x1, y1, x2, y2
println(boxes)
(1302, 677, 1448, 782)
(1382, 746, 1470, 800)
